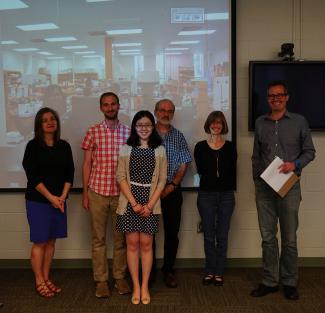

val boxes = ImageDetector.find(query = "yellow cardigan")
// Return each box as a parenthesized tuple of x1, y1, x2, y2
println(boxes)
(116, 144, 167, 215)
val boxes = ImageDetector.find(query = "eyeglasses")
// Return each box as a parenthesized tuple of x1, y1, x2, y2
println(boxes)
(157, 109, 175, 114)
(42, 116, 57, 123)
(267, 93, 287, 99)
(135, 124, 153, 129)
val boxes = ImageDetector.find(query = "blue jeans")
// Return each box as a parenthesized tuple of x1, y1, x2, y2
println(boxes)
(197, 190, 235, 276)
(255, 179, 301, 287)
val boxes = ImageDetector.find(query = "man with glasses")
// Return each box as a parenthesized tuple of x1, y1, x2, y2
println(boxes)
(153, 99, 192, 288)
(82, 92, 131, 298)
(251, 80, 315, 300)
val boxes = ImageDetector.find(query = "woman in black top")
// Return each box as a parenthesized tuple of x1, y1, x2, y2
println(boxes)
(194, 111, 237, 286)
(22, 107, 74, 298)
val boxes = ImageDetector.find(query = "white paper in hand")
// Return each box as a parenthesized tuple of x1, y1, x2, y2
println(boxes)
(260, 156, 298, 197)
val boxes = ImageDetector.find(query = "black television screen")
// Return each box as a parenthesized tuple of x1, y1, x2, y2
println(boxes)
(249, 60, 325, 131)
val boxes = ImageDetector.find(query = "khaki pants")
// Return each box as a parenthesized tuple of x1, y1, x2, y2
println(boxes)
(88, 188, 127, 282)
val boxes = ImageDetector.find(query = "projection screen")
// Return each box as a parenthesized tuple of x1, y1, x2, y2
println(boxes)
(0, 0, 235, 190)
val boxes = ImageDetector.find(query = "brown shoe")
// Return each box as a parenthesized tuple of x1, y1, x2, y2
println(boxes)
(114, 279, 131, 295)
(95, 281, 110, 298)
(164, 273, 178, 288)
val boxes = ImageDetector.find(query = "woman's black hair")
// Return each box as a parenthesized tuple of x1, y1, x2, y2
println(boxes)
(34, 107, 61, 143)
(127, 110, 162, 148)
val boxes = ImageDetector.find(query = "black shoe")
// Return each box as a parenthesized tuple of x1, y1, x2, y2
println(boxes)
(250, 283, 279, 297)
(164, 273, 178, 288)
(202, 274, 214, 286)
(283, 285, 299, 300)
(214, 275, 224, 287)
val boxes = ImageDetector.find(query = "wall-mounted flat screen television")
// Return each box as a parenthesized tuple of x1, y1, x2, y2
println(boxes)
(249, 60, 325, 131)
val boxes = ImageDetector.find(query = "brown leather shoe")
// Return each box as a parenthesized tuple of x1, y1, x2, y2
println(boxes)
(114, 278, 131, 295)
(95, 281, 110, 298)
(164, 273, 178, 288)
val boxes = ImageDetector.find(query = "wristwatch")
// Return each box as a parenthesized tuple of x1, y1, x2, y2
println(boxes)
(294, 159, 301, 169)
(169, 181, 179, 188)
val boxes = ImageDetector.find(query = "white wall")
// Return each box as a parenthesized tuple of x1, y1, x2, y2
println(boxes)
(0, 0, 325, 261)
(236, 0, 325, 259)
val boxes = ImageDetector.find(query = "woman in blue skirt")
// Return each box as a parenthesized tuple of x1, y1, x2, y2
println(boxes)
(22, 107, 74, 298)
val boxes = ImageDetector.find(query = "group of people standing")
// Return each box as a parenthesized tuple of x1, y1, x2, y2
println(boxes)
(21, 79, 315, 305)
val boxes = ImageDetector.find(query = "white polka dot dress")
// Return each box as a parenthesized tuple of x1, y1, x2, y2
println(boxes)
(117, 147, 159, 234)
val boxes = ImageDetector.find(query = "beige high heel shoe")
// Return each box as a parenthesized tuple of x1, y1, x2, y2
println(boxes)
(141, 289, 151, 304)
(131, 291, 140, 305)
(141, 296, 151, 305)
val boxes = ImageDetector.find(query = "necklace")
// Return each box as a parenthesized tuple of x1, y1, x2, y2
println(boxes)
(207, 138, 224, 150)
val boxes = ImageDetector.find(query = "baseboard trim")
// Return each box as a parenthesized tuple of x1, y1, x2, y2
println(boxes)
(0, 257, 324, 269)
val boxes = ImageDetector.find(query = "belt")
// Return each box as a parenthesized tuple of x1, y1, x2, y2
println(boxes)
(130, 181, 151, 187)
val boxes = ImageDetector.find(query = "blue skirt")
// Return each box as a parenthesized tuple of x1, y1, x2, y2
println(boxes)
(26, 200, 67, 243)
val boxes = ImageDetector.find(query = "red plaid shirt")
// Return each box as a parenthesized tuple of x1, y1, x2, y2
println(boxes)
(81, 120, 130, 196)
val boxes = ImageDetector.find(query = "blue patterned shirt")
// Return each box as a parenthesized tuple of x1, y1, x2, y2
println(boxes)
(160, 126, 192, 183)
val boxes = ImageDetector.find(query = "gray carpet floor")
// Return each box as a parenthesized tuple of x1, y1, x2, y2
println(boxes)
(0, 268, 325, 313)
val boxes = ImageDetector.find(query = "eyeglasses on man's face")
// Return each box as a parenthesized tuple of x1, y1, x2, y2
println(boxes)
(135, 124, 153, 129)
(157, 108, 175, 114)
(267, 93, 288, 99)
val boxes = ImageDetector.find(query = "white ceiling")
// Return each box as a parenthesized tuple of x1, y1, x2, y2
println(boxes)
(0, 0, 230, 58)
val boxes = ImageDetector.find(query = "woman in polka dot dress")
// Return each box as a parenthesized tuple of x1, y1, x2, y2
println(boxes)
(116, 111, 167, 305)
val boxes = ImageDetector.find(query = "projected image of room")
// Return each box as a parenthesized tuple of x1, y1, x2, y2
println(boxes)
(0, 0, 233, 189)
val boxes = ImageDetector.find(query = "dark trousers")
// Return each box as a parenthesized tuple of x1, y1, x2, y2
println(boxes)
(161, 188, 183, 274)
(151, 188, 183, 279)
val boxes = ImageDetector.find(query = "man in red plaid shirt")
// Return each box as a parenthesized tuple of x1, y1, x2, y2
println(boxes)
(82, 92, 131, 298)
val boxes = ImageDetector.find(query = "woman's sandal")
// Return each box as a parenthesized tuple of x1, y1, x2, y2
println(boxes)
(45, 280, 62, 294)
(214, 275, 224, 286)
(36, 282, 55, 298)
(202, 274, 214, 285)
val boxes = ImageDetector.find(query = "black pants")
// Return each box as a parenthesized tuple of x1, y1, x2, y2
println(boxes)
(159, 188, 183, 274)
(151, 189, 183, 278)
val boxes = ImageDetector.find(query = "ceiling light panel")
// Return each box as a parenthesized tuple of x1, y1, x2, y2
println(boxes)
(165, 52, 182, 55)
(170, 40, 200, 45)
(0, 0, 28, 10)
(205, 13, 229, 21)
(118, 49, 141, 53)
(62, 45, 88, 49)
(45, 37, 77, 42)
(47, 57, 65, 60)
(16, 23, 59, 31)
(74, 51, 96, 54)
(112, 43, 142, 47)
(119, 52, 141, 56)
(178, 30, 216, 35)
(106, 29, 143, 35)
(165, 47, 189, 51)
(37, 51, 53, 55)
(1, 40, 18, 45)
(14, 48, 39, 51)
(82, 55, 102, 58)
